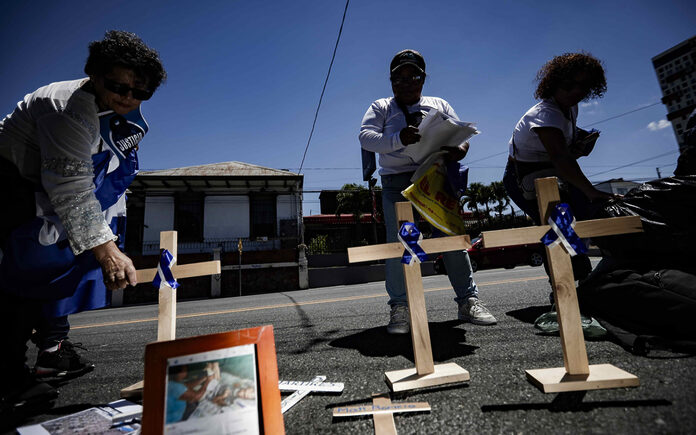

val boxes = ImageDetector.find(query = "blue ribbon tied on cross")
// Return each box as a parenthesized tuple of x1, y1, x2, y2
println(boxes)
(152, 249, 180, 289)
(540, 203, 588, 256)
(398, 222, 429, 265)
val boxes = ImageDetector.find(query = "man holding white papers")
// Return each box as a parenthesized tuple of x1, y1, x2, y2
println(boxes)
(359, 49, 496, 334)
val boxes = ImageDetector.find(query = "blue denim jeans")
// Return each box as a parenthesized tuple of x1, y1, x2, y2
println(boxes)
(381, 172, 479, 307)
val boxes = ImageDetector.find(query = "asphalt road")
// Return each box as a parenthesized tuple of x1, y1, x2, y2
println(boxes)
(7, 263, 696, 434)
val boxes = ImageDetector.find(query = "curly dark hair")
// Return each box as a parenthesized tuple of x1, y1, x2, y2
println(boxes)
(84, 30, 166, 91)
(534, 52, 606, 101)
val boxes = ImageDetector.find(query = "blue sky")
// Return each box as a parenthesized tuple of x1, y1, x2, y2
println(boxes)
(2, 1, 694, 216)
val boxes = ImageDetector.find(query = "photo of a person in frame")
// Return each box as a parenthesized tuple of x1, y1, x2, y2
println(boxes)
(165, 353, 258, 433)
(166, 364, 213, 424)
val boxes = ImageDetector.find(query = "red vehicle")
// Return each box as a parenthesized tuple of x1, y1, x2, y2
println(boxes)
(434, 237, 544, 273)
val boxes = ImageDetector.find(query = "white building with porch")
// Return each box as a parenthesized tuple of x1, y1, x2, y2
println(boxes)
(121, 161, 307, 303)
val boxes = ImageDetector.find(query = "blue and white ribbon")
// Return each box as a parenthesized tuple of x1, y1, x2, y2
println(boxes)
(540, 203, 588, 256)
(152, 249, 180, 289)
(398, 222, 429, 265)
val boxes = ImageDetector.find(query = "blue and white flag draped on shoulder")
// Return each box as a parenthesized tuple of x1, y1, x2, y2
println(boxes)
(98, 107, 149, 161)
(152, 249, 179, 289)
(398, 222, 429, 265)
(540, 203, 588, 256)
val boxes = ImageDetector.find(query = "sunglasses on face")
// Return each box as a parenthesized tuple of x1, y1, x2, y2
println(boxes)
(102, 77, 154, 100)
(559, 79, 592, 92)
(390, 74, 424, 86)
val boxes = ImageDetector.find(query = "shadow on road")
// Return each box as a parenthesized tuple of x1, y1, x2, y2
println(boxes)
(329, 320, 478, 363)
(481, 390, 671, 412)
(506, 305, 552, 324)
(280, 292, 341, 355)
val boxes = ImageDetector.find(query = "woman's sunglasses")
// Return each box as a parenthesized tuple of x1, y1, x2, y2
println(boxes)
(102, 77, 154, 101)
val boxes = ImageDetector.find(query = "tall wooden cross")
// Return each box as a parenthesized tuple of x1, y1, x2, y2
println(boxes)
(348, 202, 471, 392)
(481, 177, 643, 393)
(120, 230, 221, 398)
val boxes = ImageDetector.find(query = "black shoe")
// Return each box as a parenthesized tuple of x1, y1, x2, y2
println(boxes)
(34, 340, 95, 381)
(0, 374, 58, 420)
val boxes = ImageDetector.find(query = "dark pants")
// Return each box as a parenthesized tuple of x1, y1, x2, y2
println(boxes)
(32, 316, 70, 350)
(0, 292, 39, 376)
(503, 159, 593, 280)
(0, 158, 70, 378)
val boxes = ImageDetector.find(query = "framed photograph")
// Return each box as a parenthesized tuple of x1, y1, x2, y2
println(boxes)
(142, 326, 283, 434)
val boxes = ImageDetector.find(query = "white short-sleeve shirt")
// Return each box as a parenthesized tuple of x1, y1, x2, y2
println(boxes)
(508, 99, 577, 163)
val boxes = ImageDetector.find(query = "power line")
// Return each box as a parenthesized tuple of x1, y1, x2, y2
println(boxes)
(587, 150, 679, 178)
(297, 0, 350, 175)
(581, 101, 661, 128)
(465, 151, 507, 165)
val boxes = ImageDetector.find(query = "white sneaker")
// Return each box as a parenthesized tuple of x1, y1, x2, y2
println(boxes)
(387, 305, 410, 334)
(458, 297, 497, 325)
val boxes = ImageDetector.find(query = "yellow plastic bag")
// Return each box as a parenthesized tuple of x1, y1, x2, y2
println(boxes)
(401, 162, 467, 235)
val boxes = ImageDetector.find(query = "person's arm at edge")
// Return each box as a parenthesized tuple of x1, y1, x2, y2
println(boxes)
(534, 126, 613, 201)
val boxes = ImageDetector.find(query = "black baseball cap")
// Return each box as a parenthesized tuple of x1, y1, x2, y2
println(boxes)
(390, 49, 425, 74)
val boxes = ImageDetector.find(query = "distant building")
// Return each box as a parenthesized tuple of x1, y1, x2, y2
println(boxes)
(120, 161, 307, 304)
(652, 36, 696, 149)
(126, 161, 303, 254)
(594, 178, 640, 195)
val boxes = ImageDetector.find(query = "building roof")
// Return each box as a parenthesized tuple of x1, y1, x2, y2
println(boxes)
(138, 161, 300, 178)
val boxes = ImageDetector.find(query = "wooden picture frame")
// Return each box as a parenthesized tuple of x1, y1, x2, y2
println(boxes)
(142, 325, 284, 434)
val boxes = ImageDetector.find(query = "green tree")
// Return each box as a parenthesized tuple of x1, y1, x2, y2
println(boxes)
(335, 183, 380, 220)
(335, 183, 382, 245)
(490, 180, 510, 218)
(464, 182, 485, 226)
(478, 183, 495, 219)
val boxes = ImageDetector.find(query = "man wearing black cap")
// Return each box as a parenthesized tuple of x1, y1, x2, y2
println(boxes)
(359, 49, 496, 334)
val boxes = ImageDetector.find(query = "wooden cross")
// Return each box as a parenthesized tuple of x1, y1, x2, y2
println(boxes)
(333, 394, 430, 435)
(120, 230, 221, 398)
(481, 177, 642, 393)
(279, 376, 344, 413)
(348, 202, 471, 392)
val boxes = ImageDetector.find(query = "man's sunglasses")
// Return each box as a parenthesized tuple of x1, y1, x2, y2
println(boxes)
(390, 74, 424, 85)
(102, 77, 154, 100)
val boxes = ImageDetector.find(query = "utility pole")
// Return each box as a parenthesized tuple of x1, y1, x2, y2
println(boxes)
(656, 167, 662, 178)
(238, 238, 243, 297)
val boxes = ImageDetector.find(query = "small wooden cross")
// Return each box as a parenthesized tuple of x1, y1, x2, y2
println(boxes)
(120, 230, 221, 398)
(348, 202, 471, 392)
(279, 375, 344, 413)
(332, 394, 431, 435)
(482, 177, 642, 393)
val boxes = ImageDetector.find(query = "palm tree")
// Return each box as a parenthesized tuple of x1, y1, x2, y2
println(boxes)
(464, 182, 485, 226)
(490, 180, 510, 218)
(478, 183, 495, 221)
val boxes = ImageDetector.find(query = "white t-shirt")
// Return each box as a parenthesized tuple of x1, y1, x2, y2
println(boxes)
(359, 96, 458, 175)
(508, 99, 577, 163)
